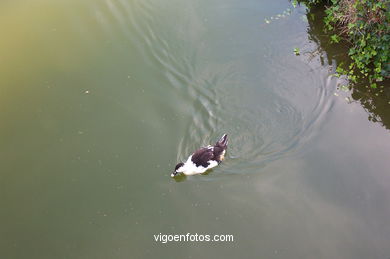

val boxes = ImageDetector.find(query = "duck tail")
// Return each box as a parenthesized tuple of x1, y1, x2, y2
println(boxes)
(216, 134, 228, 148)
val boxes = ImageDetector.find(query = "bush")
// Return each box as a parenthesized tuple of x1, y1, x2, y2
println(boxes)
(299, 0, 390, 88)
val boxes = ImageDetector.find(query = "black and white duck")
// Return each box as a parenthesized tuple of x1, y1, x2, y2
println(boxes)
(171, 134, 228, 177)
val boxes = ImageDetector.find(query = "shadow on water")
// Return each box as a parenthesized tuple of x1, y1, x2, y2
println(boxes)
(305, 5, 390, 130)
(173, 174, 187, 182)
(172, 169, 215, 183)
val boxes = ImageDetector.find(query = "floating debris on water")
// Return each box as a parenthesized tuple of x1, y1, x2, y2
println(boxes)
(263, 7, 292, 25)
(340, 85, 349, 92)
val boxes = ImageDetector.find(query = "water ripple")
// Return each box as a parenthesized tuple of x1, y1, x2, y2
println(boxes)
(86, 0, 337, 178)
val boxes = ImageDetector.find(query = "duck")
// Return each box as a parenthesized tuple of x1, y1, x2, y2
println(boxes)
(171, 134, 228, 177)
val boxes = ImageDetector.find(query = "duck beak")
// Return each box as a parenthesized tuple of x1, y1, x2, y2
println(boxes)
(171, 171, 182, 177)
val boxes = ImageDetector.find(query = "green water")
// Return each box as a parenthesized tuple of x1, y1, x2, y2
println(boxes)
(1, 0, 389, 258)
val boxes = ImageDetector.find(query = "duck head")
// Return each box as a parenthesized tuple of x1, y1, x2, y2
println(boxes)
(171, 162, 185, 177)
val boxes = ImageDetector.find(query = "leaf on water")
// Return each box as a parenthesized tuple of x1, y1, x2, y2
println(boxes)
(340, 85, 349, 92)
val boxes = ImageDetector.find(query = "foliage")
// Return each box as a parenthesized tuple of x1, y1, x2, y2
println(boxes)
(298, 0, 390, 88)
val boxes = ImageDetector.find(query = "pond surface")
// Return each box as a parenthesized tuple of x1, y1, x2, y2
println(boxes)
(1, 0, 389, 258)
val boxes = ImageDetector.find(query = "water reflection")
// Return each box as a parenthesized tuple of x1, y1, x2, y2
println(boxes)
(1, 0, 389, 258)
(305, 5, 390, 130)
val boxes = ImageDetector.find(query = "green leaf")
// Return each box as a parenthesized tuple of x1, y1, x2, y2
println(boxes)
(330, 34, 341, 43)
